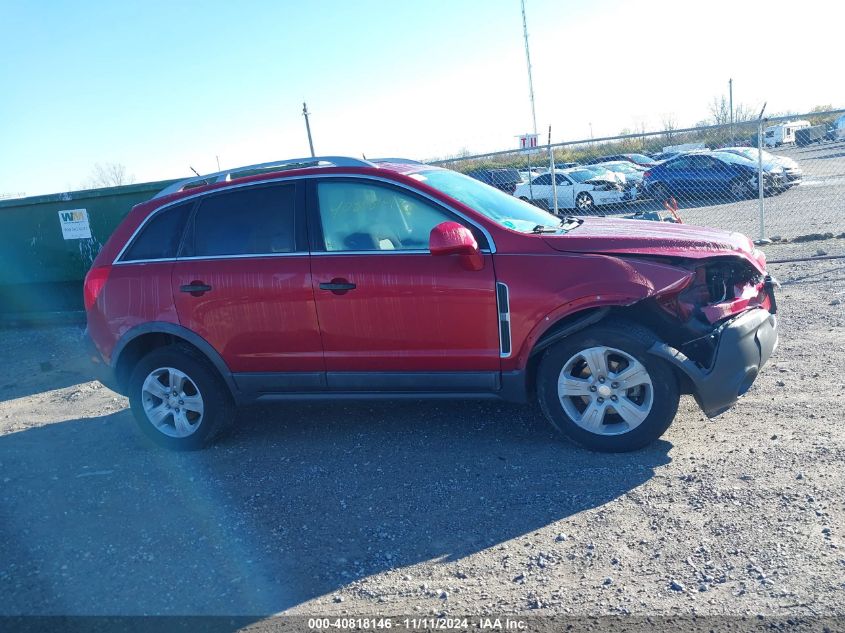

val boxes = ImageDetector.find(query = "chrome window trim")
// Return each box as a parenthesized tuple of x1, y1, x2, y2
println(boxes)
(112, 257, 178, 266)
(114, 252, 310, 265)
(113, 172, 497, 265)
(312, 249, 492, 256)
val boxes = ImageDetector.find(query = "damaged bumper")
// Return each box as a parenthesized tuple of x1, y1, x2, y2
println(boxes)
(648, 308, 778, 417)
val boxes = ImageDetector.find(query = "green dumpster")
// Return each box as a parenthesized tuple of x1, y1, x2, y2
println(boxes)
(0, 180, 177, 323)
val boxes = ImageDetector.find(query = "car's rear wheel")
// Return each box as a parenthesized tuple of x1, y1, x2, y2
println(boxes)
(575, 192, 595, 214)
(537, 321, 679, 452)
(128, 345, 234, 450)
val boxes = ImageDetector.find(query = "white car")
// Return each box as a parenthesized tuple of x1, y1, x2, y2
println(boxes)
(513, 167, 627, 213)
(719, 147, 803, 188)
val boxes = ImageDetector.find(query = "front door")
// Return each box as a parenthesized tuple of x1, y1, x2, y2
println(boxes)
(308, 178, 501, 392)
(172, 181, 325, 391)
(553, 173, 576, 209)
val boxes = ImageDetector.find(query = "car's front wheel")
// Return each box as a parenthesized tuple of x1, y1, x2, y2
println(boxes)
(537, 321, 679, 452)
(574, 192, 595, 214)
(729, 177, 754, 200)
(128, 345, 234, 450)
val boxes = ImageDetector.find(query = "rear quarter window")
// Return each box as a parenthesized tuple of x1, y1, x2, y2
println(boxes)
(121, 201, 193, 262)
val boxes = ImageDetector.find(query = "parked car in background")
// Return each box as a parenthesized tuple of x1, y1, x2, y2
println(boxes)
(651, 151, 683, 162)
(514, 167, 627, 213)
(584, 153, 658, 168)
(833, 114, 845, 141)
(719, 147, 803, 188)
(467, 168, 523, 194)
(83, 155, 778, 453)
(643, 151, 784, 201)
(517, 169, 544, 183)
(594, 161, 647, 199)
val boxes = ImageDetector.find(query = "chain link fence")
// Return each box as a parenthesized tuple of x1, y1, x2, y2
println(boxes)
(431, 109, 845, 260)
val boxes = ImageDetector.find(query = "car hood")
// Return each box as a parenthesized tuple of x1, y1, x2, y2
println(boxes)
(542, 217, 765, 270)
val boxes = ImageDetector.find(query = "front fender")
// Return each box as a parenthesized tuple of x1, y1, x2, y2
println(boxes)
(508, 254, 693, 369)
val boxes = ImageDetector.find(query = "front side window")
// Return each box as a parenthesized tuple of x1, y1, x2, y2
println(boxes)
(185, 184, 296, 257)
(317, 181, 455, 252)
(122, 201, 192, 261)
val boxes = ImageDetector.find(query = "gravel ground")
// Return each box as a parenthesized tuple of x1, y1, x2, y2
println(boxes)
(0, 243, 843, 623)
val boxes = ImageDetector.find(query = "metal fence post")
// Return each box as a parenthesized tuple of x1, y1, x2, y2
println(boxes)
(549, 125, 559, 215)
(756, 103, 767, 242)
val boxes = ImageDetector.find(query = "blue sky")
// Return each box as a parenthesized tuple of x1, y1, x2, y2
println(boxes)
(2, 0, 843, 196)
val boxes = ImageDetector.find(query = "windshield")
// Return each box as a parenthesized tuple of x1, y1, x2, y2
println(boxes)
(599, 161, 638, 173)
(566, 168, 604, 183)
(625, 154, 657, 165)
(414, 169, 564, 233)
(728, 148, 776, 162)
(711, 151, 758, 166)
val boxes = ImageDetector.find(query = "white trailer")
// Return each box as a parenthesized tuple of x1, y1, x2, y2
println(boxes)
(763, 120, 811, 147)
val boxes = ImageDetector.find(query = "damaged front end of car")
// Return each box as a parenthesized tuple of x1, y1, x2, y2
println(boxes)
(584, 177, 625, 193)
(632, 256, 779, 417)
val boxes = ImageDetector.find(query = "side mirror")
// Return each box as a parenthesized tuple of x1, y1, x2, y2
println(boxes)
(429, 221, 484, 271)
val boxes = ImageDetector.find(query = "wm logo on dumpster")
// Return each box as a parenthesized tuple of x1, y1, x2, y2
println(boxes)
(60, 211, 86, 222)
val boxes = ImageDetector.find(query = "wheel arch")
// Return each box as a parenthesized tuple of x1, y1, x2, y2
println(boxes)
(111, 322, 238, 398)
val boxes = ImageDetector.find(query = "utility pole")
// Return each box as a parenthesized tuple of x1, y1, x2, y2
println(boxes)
(521, 0, 538, 200)
(549, 125, 558, 215)
(729, 78, 734, 145)
(521, 0, 538, 142)
(302, 102, 315, 158)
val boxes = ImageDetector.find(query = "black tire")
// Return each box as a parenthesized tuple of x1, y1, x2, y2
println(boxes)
(574, 192, 595, 214)
(729, 177, 753, 200)
(536, 320, 679, 452)
(649, 182, 668, 203)
(127, 344, 235, 451)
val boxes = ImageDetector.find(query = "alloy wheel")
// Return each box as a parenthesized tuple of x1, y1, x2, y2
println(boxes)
(557, 346, 654, 436)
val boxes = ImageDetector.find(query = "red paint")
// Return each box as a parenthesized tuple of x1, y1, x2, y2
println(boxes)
(172, 257, 324, 373)
(429, 221, 484, 271)
(86, 160, 775, 386)
(309, 252, 499, 372)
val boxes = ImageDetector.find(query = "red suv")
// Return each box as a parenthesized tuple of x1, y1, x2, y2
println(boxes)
(84, 156, 778, 452)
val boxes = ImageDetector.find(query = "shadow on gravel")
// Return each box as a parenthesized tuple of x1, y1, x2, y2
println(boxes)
(0, 401, 671, 619)
(0, 326, 91, 402)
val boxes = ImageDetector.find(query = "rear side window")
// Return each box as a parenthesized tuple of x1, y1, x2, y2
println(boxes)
(121, 202, 192, 262)
(185, 184, 296, 257)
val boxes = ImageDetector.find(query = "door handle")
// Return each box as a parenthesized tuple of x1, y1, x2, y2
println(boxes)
(319, 280, 356, 292)
(180, 282, 212, 296)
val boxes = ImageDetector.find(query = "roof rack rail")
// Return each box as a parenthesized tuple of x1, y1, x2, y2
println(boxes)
(154, 156, 375, 199)
(369, 157, 425, 165)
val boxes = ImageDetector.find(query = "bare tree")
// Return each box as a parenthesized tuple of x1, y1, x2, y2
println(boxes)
(661, 114, 678, 143)
(709, 95, 755, 126)
(85, 162, 136, 189)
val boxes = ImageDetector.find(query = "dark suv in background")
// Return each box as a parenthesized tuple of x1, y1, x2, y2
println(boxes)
(466, 168, 523, 194)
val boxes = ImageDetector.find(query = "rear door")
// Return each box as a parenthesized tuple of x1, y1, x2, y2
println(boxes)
(172, 181, 325, 391)
(528, 173, 553, 204)
(307, 178, 501, 392)
(553, 173, 576, 209)
(661, 156, 695, 193)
